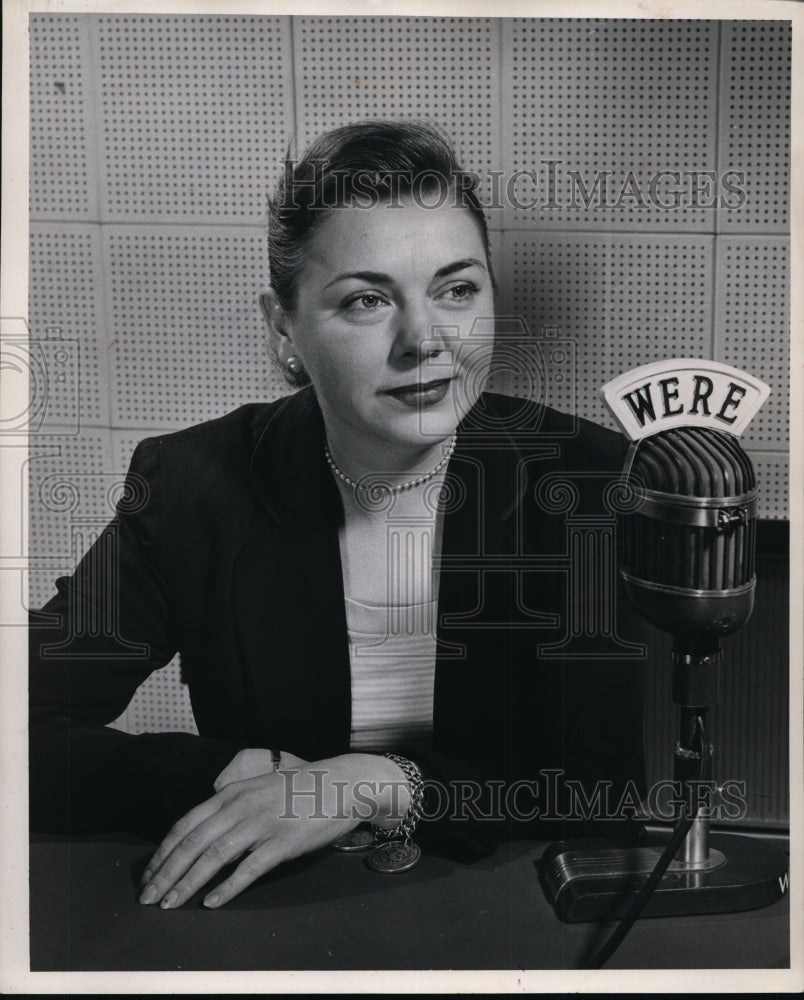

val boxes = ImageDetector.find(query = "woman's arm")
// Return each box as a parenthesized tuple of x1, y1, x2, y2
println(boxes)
(28, 438, 251, 838)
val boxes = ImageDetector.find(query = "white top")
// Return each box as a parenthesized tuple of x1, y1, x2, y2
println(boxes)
(345, 595, 438, 752)
(332, 454, 449, 754)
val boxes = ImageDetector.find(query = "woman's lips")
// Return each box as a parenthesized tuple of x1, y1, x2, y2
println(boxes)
(384, 378, 453, 407)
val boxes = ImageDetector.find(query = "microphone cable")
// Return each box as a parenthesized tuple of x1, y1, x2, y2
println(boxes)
(583, 713, 711, 970)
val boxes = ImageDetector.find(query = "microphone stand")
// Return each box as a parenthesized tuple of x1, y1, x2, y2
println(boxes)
(672, 639, 719, 872)
(540, 633, 789, 925)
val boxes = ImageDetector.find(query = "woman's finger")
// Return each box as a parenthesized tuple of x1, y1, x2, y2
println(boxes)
(201, 804, 361, 908)
(153, 819, 256, 909)
(139, 790, 242, 903)
(201, 837, 294, 908)
(140, 791, 230, 887)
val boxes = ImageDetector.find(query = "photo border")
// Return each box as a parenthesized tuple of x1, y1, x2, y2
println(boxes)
(1, 0, 801, 993)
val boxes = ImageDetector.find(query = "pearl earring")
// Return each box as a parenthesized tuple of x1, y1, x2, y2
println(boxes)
(286, 356, 303, 376)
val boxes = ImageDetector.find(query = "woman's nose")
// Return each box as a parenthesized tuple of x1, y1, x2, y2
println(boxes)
(391, 302, 447, 362)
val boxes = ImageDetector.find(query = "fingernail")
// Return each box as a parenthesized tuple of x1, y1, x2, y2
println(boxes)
(204, 893, 220, 908)
(160, 889, 179, 909)
(139, 883, 158, 905)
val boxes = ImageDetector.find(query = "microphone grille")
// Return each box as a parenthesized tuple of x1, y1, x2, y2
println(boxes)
(630, 427, 756, 499)
(624, 428, 757, 591)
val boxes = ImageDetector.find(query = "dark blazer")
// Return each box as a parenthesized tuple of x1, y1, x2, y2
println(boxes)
(29, 389, 647, 849)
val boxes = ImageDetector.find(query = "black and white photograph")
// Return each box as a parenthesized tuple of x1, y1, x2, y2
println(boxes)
(0, 0, 801, 992)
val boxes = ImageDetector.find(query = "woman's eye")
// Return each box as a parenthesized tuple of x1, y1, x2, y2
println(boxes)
(342, 292, 388, 313)
(438, 281, 480, 305)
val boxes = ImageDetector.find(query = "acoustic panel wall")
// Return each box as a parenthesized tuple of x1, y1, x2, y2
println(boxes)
(29, 224, 110, 429)
(749, 453, 788, 521)
(718, 21, 792, 234)
(714, 237, 790, 451)
(103, 226, 280, 429)
(93, 15, 294, 225)
(503, 234, 714, 431)
(294, 16, 502, 213)
(109, 657, 199, 735)
(503, 19, 719, 232)
(29, 15, 99, 220)
(112, 431, 163, 480)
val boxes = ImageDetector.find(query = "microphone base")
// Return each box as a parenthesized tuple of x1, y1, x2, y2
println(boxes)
(540, 831, 788, 923)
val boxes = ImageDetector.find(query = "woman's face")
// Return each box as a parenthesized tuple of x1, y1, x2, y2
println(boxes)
(272, 197, 495, 459)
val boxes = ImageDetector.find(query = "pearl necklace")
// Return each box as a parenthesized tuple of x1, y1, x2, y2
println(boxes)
(323, 434, 457, 493)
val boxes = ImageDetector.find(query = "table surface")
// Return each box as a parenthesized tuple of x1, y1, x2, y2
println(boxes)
(29, 831, 790, 972)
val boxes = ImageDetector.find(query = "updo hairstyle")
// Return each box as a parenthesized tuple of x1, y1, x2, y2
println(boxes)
(267, 119, 494, 388)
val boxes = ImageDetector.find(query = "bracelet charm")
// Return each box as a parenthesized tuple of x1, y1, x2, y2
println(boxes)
(366, 753, 424, 874)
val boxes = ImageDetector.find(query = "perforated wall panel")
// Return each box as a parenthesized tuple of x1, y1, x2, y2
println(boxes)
(718, 21, 791, 233)
(715, 237, 789, 453)
(504, 19, 719, 232)
(502, 234, 714, 430)
(103, 226, 281, 428)
(94, 15, 294, 225)
(109, 657, 198, 735)
(29, 15, 98, 220)
(29, 224, 109, 428)
(749, 453, 788, 521)
(295, 16, 501, 212)
(112, 431, 157, 481)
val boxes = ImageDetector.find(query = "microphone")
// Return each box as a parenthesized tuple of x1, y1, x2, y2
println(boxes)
(623, 426, 756, 636)
(621, 425, 758, 871)
(622, 426, 757, 708)
(541, 360, 787, 939)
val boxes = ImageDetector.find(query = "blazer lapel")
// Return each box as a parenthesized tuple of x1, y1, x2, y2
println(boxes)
(432, 395, 543, 757)
(232, 389, 353, 760)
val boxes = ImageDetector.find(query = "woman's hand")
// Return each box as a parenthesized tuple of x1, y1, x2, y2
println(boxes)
(213, 748, 307, 791)
(138, 753, 410, 909)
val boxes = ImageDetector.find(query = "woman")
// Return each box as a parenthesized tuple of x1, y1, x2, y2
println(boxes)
(29, 120, 645, 910)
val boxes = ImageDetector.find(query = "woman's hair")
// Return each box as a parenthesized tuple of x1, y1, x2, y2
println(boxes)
(267, 119, 494, 387)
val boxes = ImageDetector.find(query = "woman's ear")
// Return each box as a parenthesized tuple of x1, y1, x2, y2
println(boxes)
(259, 288, 296, 366)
